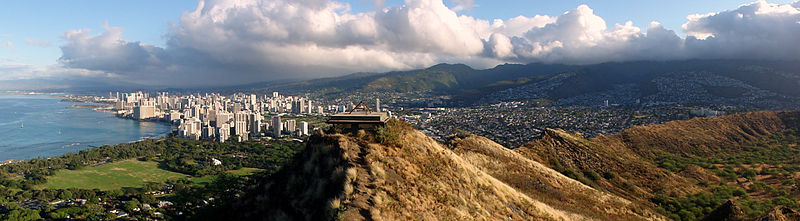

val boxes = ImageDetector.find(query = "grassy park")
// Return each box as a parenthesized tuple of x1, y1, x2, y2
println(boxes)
(37, 159, 188, 191)
(37, 159, 265, 190)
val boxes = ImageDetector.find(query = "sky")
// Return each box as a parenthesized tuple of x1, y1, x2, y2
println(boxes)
(1, 0, 799, 88)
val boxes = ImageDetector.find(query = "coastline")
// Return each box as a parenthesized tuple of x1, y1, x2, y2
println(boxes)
(0, 94, 173, 163)
(57, 94, 175, 126)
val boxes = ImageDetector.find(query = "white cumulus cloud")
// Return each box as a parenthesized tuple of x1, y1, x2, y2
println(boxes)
(683, 0, 800, 60)
(49, 0, 800, 87)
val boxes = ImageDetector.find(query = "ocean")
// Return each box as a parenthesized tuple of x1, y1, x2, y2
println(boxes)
(0, 94, 172, 161)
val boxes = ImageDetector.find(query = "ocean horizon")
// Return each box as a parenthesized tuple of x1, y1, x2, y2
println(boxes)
(0, 94, 172, 162)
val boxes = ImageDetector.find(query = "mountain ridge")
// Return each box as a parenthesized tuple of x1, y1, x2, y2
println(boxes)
(224, 120, 663, 220)
(208, 110, 800, 220)
(238, 59, 800, 108)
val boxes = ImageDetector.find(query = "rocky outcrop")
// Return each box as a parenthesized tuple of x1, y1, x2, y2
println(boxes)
(701, 200, 746, 221)
(755, 206, 800, 221)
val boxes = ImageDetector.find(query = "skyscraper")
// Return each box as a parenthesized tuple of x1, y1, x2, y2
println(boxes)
(250, 113, 262, 137)
(286, 119, 296, 134)
(300, 121, 309, 136)
(272, 116, 282, 138)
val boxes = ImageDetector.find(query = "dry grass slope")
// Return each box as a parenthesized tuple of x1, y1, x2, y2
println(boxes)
(601, 111, 793, 158)
(448, 134, 663, 220)
(518, 128, 698, 200)
(233, 119, 651, 220)
(341, 127, 587, 220)
(516, 110, 800, 220)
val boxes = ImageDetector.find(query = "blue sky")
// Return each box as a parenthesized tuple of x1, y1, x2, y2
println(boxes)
(0, 1, 195, 66)
(0, 0, 793, 67)
(1, 0, 799, 87)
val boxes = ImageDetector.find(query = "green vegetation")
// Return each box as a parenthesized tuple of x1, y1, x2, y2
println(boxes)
(583, 170, 601, 181)
(654, 129, 800, 175)
(37, 160, 187, 191)
(652, 185, 746, 221)
(189, 167, 263, 186)
(365, 69, 459, 92)
(650, 129, 800, 220)
(0, 203, 41, 221)
(0, 136, 306, 220)
(653, 184, 799, 221)
(375, 119, 414, 146)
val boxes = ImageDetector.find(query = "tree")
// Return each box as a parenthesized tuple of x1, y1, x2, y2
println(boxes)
(58, 190, 73, 200)
(66, 160, 84, 170)
(143, 182, 161, 192)
(138, 194, 157, 204)
(48, 211, 69, 220)
(103, 189, 123, 199)
(1, 208, 42, 221)
(124, 198, 141, 213)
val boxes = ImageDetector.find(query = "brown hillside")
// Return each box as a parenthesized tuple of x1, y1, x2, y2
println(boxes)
(233, 122, 622, 220)
(447, 134, 663, 220)
(228, 111, 800, 221)
(517, 128, 700, 199)
(598, 111, 797, 158)
(754, 206, 800, 221)
(517, 110, 800, 220)
(519, 111, 800, 196)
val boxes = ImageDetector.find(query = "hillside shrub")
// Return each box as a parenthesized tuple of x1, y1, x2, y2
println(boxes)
(375, 119, 413, 146)
(583, 170, 601, 181)
(550, 159, 565, 172)
(652, 185, 746, 220)
(602, 171, 617, 180)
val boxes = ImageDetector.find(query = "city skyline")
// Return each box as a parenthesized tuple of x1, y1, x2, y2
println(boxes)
(1, 0, 800, 89)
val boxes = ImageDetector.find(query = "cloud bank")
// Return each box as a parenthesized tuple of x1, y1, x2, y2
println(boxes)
(46, 0, 800, 86)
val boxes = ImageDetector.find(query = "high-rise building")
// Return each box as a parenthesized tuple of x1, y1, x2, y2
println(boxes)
(215, 112, 233, 128)
(235, 120, 248, 142)
(272, 116, 282, 137)
(300, 121, 309, 136)
(217, 124, 230, 143)
(178, 118, 202, 140)
(133, 101, 156, 120)
(376, 98, 380, 112)
(202, 126, 216, 139)
(168, 110, 182, 122)
(292, 99, 306, 114)
(234, 112, 249, 141)
(272, 91, 279, 98)
(250, 113, 262, 137)
(285, 120, 296, 134)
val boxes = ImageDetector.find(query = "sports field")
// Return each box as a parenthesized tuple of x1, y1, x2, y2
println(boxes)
(37, 159, 188, 190)
(38, 159, 265, 190)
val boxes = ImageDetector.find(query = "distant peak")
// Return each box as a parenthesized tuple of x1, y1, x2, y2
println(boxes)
(426, 63, 473, 71)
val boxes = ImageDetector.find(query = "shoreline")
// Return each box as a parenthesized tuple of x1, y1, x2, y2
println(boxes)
(0, 94, 173, 164)
(55, 94, 175, 127)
